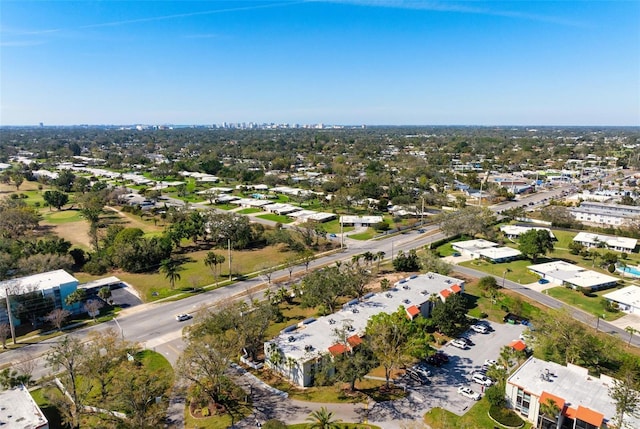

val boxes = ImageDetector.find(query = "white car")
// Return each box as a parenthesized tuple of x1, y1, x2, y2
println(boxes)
(457, 386, 481, 400)
(471, 373, 493, 386)
(176, 313, 192, 322)
(451, 339, 467, 349)
(471, 324, 488, 334)
(484, 359, 505, 370)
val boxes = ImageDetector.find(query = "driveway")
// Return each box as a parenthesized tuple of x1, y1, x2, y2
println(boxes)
(608, 313, 640, 333)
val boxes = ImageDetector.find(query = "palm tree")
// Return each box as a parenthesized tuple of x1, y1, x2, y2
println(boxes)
(362, 251, 374, 266)
(538, 398, 561, 429)
(160, 258, 184, 290)
(204, 251, 225, 285)
(305, 407, 342, 429)
(376, 251, 385, 271)
(625, 326, 638, 347)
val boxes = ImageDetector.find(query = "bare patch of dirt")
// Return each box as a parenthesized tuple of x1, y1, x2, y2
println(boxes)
(44, 219, 92, 249)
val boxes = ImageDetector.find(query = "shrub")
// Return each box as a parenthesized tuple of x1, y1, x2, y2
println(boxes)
(489, 404, 525, 427)
(263, 420, 287, 429)
(479, 312, 488, 319)
(201, 407, 210, 417)
(485, 385, 506, 407)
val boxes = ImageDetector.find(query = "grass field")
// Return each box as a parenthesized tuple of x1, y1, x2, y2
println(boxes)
(236, 208, 264, 214)
(546, 286, 625, 319)
(42, 209, 84, 224)
(321, 219, 354, 234)
(75, 245, 297, 301)
(348, 228, 376, 240)
(459, 258, 540, 284)
(424, 403, 533, 429)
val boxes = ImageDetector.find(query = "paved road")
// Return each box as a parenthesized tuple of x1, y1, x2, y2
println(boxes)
(453, 265, 640, 348)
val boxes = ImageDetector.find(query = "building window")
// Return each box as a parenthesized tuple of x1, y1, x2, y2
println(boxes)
(515, 388, 531, 415)
(575, 419, 598, 429)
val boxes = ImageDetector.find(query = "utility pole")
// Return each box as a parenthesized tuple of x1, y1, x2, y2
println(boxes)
(4, 287, 16, 345)
(420, 196, 425, 226)
(228, 239, 232, 281)
(340, 217, 344, 250)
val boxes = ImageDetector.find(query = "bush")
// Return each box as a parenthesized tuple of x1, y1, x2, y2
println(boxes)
(479, 312, 488, 319)
(263, 420, 287, 429)
(83, 258, 109, 275)
(489, 404, 525, 427)
(485, 385, 506, 407)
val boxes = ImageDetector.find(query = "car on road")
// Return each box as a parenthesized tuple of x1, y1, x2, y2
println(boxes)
(457, 386, 481, 400)
(176, 313, 192, 322)
(470, 324, 488, 334)
(451, 339, 467, 349)
(328, 233, 337, 238)
(471, 373, 494, 386)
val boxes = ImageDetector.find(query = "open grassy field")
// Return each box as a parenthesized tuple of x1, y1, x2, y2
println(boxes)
(546, 286, 625, 319)
(459, 258, 540, 284)
(257, 213, 294, 223)
(236, 207, 264, 214)
(424, 404, 533, 429)
(75, 245, 297, 301)
(41, 209, 84, 224)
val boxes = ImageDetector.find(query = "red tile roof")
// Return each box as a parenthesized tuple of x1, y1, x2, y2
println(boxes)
(575, 406, 604, 427)
(440, 289, 451, 298)
(539, 391, 565, 410)
(328, 343, 348, 356)
(509, 340, 527, 352)
(347, 335, 362, 347)
(450, 284, 462, 293)
(406, 305, 420, 319)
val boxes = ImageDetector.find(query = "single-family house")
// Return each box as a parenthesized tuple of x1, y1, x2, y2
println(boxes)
(603, 286, 640, 314)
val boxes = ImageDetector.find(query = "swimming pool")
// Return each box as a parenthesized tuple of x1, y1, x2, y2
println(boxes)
(616, 265, 640, 278)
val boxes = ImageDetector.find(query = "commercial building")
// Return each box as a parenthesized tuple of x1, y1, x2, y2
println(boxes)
(528, 261, 618, 291)
(339, 215, 383, 227)
(603, 286, 640, 314)
(506, 356, 640, 429)
(264, 273, 464, 387)
(570, 201, 640, 227)
(572, 232, 637, 253)
(0, 270, 79, 326)
(0, 385, 49, 429)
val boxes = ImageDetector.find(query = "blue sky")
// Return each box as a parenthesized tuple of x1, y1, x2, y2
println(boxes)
(1, 1, 639, 126)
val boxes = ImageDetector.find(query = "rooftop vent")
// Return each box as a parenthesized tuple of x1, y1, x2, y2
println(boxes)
(403, 299, 410, 304)
(304, 345, 313, 352)
(288, 336, 295, 343)
(385, 293, 392, 298)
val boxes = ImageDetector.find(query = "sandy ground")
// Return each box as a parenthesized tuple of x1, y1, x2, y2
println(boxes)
(43, 218, 92, 249)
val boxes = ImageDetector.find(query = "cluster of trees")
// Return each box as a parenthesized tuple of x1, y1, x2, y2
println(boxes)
(44, 330, 173, 429)
(437, 206, 498, 239)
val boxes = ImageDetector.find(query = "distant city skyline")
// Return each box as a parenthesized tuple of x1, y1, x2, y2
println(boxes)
(1, 1, 639, 126)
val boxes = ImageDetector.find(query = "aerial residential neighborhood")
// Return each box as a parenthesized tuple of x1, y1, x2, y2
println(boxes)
(0, 124, 638, 429)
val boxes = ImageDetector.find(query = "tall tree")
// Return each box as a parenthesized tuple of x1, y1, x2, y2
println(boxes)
(204, 251, 225, 285)
(365, 308, 413, 388)
(43, 190, 69, 210)
(609, 364, 640, 429)
(518, 229, 554, 262)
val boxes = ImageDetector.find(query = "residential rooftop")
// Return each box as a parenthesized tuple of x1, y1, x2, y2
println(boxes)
(0, 385, 49, 429)
(508, 357, 640, 428)
(268, 272, 464, 362)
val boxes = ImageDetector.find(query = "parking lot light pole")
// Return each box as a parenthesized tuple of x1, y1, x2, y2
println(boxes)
(114, 317, 124, 339)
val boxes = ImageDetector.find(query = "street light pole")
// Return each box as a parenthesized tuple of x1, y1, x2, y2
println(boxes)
(4, 287, 16, 345)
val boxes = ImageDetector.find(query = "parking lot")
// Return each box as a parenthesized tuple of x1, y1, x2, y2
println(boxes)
(397, 320, 527, 415)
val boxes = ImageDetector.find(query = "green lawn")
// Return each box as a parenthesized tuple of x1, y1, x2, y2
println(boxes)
(424, 403, 533, 429)
(75, 245, 296, 301)
(322, 219, 355, 234)
(458, 258, 540, 284)
(237, 208, 264, 214)
(545, 286, 624, 319)
(211, 203, 237, 210)
(348, 229, 376, 240)
(31, 388, 65, 429)
(42, 209, 84, 224)
(257, 213, 294, 224)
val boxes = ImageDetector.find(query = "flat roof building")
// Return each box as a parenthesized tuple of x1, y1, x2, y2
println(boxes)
(500, 225, 556, 240)
(573, 232, 637, 253)
(339, 215, 383, 227)
(264, 272, 464, 387)
(507, 356, 640, 429)
(528, 261, 618, 291)
(453, 239, 522, 263)
(570, 201, 640, 227)
(0, 385, 49, 429)
(603, 285, 640, 314)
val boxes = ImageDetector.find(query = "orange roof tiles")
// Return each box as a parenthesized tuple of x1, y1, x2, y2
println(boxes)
(575, 406, 604, 427)
(563, 407, 577, 420)
(539, 391, 565, 410)
(406, 305, 420, 319)
(450, 284, 462, 293)
(328, 343, 348, 356)
(347, 335, 362, 347)
(509, 340, 527, 352)
(440, 289, 451, 298)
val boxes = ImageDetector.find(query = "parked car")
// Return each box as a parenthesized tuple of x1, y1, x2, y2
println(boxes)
(414, 364, 432, 378)
(328, 233, 337, 238)
(406, 368, 429, 384)
(451, 339, 467, 349)
(434, 351, 449, 363)
(460, 337, 474, 346)
(176, 313, 192, 322)
(457, 386, 481, 400)
(470, 324, 488, 334)
(471, 373, 494, 386)
(484, 359, 505, 370)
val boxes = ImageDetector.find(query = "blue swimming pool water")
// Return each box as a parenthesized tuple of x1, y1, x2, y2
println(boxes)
(617, 265, 640, 277)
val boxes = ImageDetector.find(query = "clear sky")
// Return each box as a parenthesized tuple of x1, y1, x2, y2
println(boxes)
(1, 1, 639, 126)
